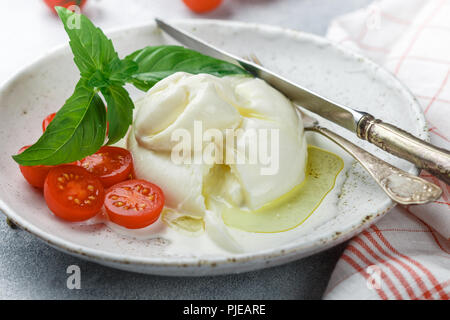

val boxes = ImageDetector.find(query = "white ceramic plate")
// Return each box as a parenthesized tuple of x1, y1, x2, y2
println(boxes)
(0, 20, 427, 276)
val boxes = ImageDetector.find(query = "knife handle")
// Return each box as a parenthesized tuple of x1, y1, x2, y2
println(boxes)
(357, 115, 450, 185)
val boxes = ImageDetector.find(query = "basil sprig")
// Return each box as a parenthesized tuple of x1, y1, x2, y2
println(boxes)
(125, 45, 249, 91)
(14, 79, 107, 166)
(13, 7, 250, 166)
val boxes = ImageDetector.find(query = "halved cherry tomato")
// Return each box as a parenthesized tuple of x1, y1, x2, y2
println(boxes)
(182, 0, 222, 13)
(44, 165, 104, 221)
(79, 146, 134, 188)
(104, 180, 165, 229)
(17, 146, 53, 188)
(42, 112, 56, 132)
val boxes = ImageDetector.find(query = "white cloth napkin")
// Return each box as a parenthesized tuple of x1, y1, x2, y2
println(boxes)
(323, 0, 450, 300)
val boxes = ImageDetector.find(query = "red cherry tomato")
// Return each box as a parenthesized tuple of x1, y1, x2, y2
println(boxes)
(17, 145, 81, 188)
(17, 146, 53, 188)
(80, 146, 134, 188)
(104, 180, 165, 229)
(43, 0, 87, 13)
(42, 112, 56, 132)
(182, 0, 222, 13)
(44, 165, 105, 221)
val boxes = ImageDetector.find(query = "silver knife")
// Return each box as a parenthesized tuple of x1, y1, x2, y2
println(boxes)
(155, 18, 450, 185)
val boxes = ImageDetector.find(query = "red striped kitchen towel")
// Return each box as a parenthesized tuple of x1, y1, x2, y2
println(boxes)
(323, 0, 450, 300)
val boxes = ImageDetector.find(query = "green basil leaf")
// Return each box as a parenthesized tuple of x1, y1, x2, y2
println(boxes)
(100, 85, 134, 145)
(87, 70, 109, 88)
(125, 45, 250, 91)
(55, 6, 118, 78)
(107, 58, 139, 85)
(86, 59, 139, 88)
(13, 80, 107, 166)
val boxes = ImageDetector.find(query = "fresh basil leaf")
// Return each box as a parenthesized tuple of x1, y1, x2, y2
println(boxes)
(87, 70, 109, 88)
(100, 85, 134, 145)
(125, 45, 250, 91)
(130, 71, 174, 90)
(13, 80, 107, 166)
(55, 6, 118, 78)
(87, 59, 138, 91)
(107, 58, 139, 85)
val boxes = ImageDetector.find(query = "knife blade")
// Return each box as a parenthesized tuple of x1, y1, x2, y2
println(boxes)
(155, 18, 450, 184)
(155, 18, 364, 133)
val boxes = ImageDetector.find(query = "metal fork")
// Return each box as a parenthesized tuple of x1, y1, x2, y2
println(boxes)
(244, 54, 442, 205)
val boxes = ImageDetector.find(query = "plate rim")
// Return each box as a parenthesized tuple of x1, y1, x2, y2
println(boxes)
(0, 19, 427, 271)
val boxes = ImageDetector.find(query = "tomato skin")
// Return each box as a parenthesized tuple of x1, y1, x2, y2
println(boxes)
(42, 112, 56, 132)
(17, 145, 81, 188)
(43, 0, 87, 13)
(19, 163, 52, 188)
(182, 0, 222, 13)
(80, 146, 134, 188)
(44, 165, 105, 222)
(105, 180, 165, 229)
(17, 145, 53, 188)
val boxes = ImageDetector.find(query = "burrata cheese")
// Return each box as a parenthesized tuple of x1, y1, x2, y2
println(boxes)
(127, 72, 307, 218)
